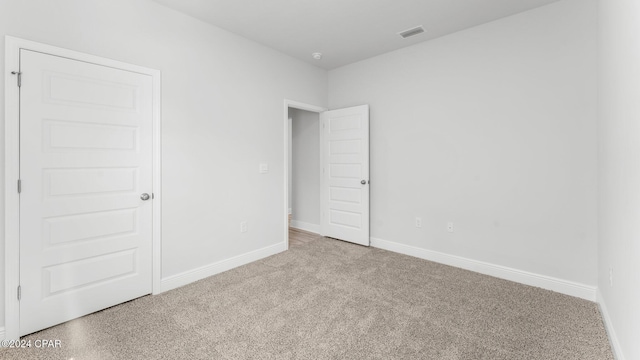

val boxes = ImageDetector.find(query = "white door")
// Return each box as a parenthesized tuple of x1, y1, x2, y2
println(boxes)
(320, 105, 370, 246)
(19, 50, 153, 336)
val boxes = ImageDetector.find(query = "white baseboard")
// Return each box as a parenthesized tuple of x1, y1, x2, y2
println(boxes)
(160, 242, 287, 293)
(370, 237, 596, 301)
(597, 289, 625, 360)
(0, 327, 4, 340)
(290, 220, 320, 234)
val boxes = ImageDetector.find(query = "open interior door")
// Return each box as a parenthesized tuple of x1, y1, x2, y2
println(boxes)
(320, 105, 370, 246)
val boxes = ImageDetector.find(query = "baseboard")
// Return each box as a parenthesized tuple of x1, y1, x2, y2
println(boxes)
(160, 242, 287, 293)
(290, 220, 320, 234)
(597, 289, 625, 360)
(370, 237, 596, 301)
(0, 327, 4, 340)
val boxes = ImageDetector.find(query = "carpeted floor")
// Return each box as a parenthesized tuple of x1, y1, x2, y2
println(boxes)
(2, 237, 613, 359)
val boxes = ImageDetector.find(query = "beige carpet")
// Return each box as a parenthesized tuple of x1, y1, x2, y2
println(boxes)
(2, 237, 613, 359)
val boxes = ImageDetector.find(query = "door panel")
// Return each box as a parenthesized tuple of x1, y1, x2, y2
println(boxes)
(320, 105, 370, 246)
(19, 49, 153, 336)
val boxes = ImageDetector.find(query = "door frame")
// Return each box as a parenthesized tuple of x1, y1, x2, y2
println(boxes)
(283, 100, 326, 249)
(4, 36, 162, 340)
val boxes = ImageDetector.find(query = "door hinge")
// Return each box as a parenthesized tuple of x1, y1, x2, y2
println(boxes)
(17, 285, 21, 301)
(11, 71, 22, 87)
(17, 179, 21, 194)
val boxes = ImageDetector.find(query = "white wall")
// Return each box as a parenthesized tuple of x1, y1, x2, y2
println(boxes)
(329, 0, 598, 287)
(0, 0, 327, 330)
(290, 108, 321, 230)
(597, 0, 640, 358)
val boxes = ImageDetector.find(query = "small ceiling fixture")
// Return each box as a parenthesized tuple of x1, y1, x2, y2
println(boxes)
(312, 52, 323, 60)
(398, 25, 425, 39)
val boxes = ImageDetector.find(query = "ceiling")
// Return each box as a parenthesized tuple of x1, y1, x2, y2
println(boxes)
(153, 0, 560, 70)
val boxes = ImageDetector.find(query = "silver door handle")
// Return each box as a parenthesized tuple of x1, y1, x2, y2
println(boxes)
(141, 193, 150, 201)
(361, 180, 367, 185)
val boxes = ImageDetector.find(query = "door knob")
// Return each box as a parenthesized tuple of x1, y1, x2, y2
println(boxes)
(140, 193, 150, 201)
(361, 180, 367, 185)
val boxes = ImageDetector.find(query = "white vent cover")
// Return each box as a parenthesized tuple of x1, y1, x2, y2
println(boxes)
(398, 25, 425, 39)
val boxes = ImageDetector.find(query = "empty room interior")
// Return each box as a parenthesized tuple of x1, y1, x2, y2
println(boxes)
(0, 0, 638, 359)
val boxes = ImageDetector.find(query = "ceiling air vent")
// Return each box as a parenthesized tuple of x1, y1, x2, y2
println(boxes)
(398, 25, 425, 39)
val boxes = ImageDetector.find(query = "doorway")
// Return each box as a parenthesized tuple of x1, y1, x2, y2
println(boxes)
(289, 107, 321, 235)
(283, 100, 370, 249)
(285, 101, 325, 249)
